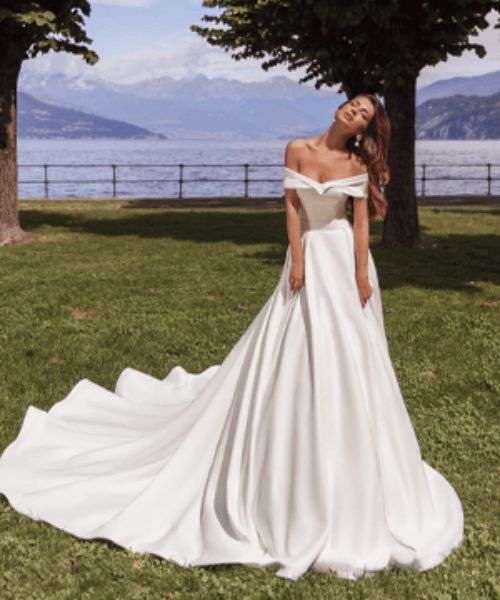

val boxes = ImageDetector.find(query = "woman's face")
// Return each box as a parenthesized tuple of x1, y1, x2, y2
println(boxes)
(336, 96, 375, 134)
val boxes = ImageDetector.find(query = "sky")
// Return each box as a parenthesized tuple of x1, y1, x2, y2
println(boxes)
(22, 1, 500, 89)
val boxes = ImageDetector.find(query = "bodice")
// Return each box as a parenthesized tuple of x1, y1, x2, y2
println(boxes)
(283, 167, 369, 231)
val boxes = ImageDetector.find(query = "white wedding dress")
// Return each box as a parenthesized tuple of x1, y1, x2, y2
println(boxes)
(0, 167, 463, 581)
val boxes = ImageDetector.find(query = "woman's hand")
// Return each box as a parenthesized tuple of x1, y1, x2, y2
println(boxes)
(356, 273, 372, 308)
(289, 259, 305, 294)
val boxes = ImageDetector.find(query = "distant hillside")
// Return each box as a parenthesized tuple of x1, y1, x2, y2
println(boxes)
(17, 71, 346, 139)
(416, 70, 500, 105)
(17, 68, 500, 140)
(416, 92, 500, 139)
(18, 91, 166, 139)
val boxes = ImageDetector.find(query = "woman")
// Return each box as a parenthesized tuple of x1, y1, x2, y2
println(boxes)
(0, 94, 463, 581)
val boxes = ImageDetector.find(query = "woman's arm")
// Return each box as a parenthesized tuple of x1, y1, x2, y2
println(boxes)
(284, 140, 305, 294)
(352, 195, 373, 307)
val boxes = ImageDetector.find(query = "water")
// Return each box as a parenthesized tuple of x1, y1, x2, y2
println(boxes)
(17, 139, 500, 199)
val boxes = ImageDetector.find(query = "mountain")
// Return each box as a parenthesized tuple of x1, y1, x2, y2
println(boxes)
(416, 70, 500, 105)
(416, 92, 500, 140)
(18, 71, 344, 140)
(18, 91, 167, 139)
(17, 68, 500, 140)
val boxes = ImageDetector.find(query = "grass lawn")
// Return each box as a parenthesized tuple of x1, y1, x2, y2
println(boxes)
(0, 202, 498, 599)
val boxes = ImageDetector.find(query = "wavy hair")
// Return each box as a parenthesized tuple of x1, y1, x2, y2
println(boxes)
(341, 94, 391, 220)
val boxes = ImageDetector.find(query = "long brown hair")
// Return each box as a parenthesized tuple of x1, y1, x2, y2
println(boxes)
(341, 94, 391, 220)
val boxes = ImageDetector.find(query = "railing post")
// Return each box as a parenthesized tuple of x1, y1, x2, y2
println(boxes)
(244, 163, 249, 198)
(112, 164, 117, 198)
(43, 164, 49, 199)
(15, 161, 500, 201)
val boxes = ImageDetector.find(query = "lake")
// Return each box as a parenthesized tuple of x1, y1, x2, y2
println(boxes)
(17, 139, 500, 199)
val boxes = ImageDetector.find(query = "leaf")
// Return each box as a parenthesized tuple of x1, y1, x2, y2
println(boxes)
(71, 309, 98, 320)
(0, 7, 13, 23)
(419, 370, 436, 378)
(13, 10, 57, 28)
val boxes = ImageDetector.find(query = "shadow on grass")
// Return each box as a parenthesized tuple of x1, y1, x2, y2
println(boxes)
(19, 208, 500, 293)
(427, 206, 500, 217)
(20, 209, 287, 246)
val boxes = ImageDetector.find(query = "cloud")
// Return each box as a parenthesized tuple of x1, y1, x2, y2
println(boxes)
(91, 0, 153, 7)
(18, 34, 250, 83)
(25, 33, 293, 84)
(21, 51, 94, 79)
(419, 9, 500, 86)
(20, 8, 500, 87)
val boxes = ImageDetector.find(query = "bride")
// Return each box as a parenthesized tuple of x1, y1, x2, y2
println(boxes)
(0, 94, 463, 581)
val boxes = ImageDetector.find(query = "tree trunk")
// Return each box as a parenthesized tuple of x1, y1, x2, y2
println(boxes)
(381, 76, 421, 247)
(0, 57, 34, 245)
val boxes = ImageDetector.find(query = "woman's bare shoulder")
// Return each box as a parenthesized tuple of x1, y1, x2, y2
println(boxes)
(284, 138, 307, 168)
(349, 152, 368, 175)
(285, 138, 308, 154)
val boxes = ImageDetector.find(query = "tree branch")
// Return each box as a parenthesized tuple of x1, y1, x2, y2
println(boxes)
(52, 1, 79, 19)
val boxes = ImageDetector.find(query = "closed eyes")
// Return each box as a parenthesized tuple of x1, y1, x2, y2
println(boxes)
(351, 100, 369, 120)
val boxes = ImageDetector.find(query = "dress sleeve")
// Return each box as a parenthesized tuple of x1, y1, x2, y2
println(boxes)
(284, 176, 304, 189)
(350, 180, 369, 198)
(283, 168, 307, 190)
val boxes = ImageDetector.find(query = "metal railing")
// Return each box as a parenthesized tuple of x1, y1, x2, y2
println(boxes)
(17, 162, 500, 199)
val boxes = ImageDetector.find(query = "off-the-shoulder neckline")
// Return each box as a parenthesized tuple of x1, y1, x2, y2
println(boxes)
(284, 166, 368, 185)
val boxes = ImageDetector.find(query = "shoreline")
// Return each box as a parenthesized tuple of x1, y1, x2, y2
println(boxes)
(18, 195, 500, 209)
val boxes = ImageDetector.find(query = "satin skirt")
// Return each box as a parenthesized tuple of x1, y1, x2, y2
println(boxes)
(0, 218, 464, 580)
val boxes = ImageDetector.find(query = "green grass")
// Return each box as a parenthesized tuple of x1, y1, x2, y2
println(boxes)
(0, 202, 499, 600)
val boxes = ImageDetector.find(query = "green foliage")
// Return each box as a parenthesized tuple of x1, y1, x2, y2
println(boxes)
(192, 0, 500, 93)
(0, 203, 498, 599)
(0, 1, 97, 65)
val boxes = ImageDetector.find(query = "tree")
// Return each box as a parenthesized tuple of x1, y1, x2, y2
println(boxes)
(192, 0, 499, 247)
(0, 1, 97, 245)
